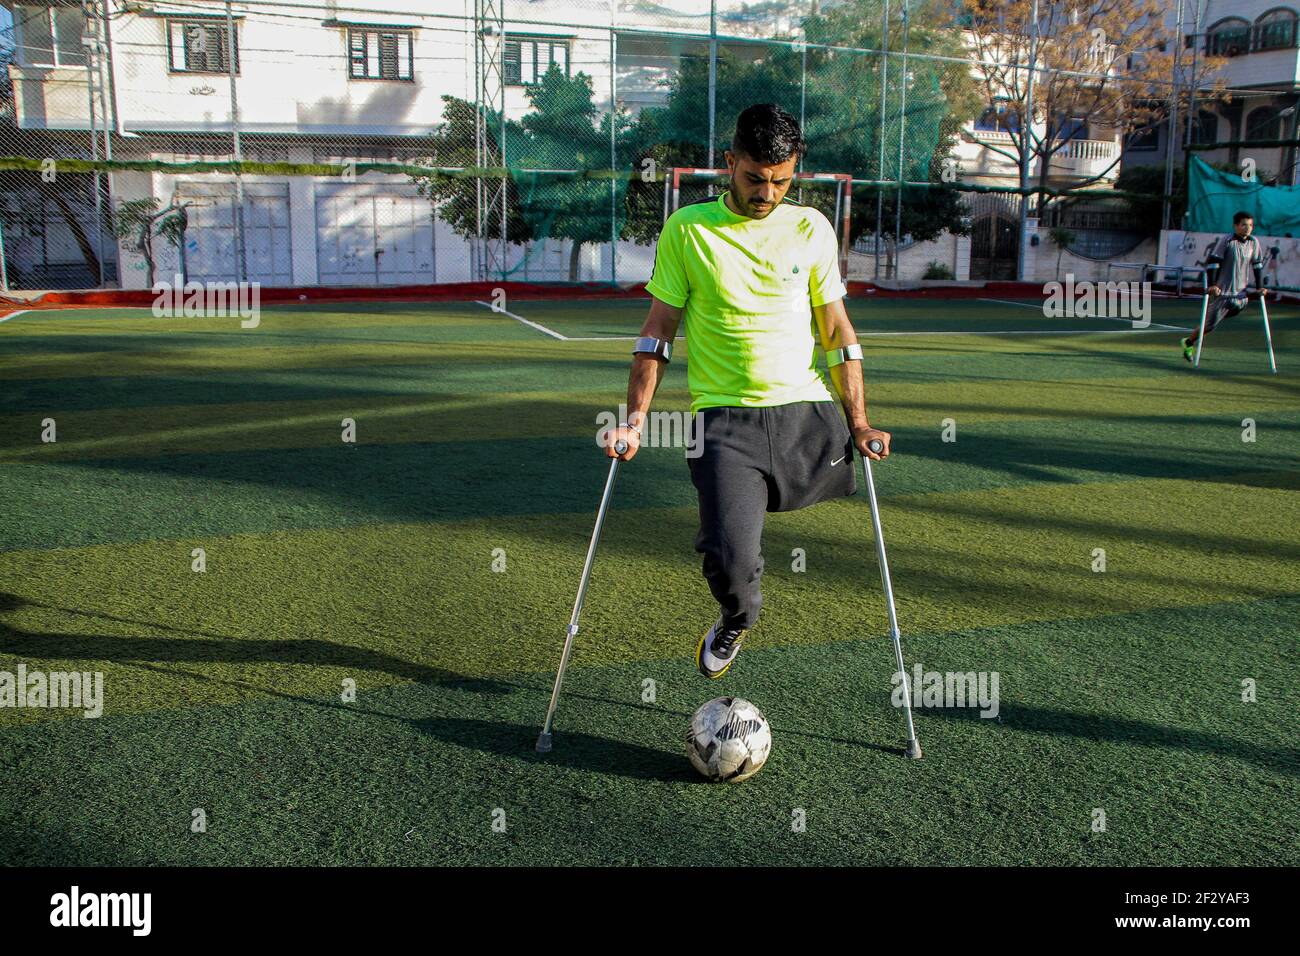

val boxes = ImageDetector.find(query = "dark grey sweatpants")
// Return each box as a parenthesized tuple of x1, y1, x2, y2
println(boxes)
(687, 400, 857, 631)
(1204, 294, 1248, 334)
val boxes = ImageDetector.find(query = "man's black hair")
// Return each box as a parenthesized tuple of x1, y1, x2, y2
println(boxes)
(1233, 210, 1254, 224)
(731, 103, 807, 165)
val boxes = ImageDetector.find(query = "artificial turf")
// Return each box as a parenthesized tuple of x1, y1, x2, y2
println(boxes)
(1, 296, 1297, 865)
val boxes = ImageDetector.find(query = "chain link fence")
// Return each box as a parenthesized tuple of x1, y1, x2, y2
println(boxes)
(0, 0, 1175, 292)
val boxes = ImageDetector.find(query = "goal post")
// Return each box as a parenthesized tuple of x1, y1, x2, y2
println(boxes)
(665, 168, 853, 281)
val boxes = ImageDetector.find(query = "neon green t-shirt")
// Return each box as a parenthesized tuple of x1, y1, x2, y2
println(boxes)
(644, 192, 848, 414)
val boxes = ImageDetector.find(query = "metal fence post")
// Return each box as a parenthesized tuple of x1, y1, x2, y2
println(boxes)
(0, 213, 10, 292)
(707, 0, 717, 178)
(875, 1, 889, 281)
(609, 4, 617, 285)
(227, 1, 248, 283)
(894, 1, 910, 280)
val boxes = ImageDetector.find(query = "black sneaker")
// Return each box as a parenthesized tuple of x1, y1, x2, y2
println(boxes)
(696, 616, 747, 679)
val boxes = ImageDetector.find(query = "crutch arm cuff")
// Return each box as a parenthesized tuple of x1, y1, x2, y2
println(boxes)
(826, 343, 864, 367)
(633, 337, 672, 362)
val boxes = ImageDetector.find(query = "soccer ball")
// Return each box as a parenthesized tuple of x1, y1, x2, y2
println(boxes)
(686, 697, 772, 783)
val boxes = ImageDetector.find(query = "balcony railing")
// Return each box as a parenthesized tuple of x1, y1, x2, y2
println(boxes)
(1044, 138, 1120, 180)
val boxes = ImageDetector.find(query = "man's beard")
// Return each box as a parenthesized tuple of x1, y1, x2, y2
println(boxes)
(729, 183, 773, 218)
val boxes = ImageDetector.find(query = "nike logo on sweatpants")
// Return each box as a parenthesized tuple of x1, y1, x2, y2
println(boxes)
(831, 456, 845, 466)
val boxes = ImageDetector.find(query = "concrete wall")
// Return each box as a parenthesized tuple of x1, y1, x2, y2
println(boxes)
(1021, 220, 1160, 285)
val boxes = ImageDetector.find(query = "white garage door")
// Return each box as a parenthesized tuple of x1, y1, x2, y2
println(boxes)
(175, 182, 293, 286)
(316, 186, 434, 286)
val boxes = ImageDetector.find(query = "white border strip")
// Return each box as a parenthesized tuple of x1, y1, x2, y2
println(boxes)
(0, 309, 31, 323)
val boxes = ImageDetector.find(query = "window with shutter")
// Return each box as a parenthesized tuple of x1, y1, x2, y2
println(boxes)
(504, 39, 522, 85)
(378, 33, 399, 79)
(504, 38, 570, 85)
(344, 28, 413, 81)
(168, 19, 236, 74)
(349, 30, 367, 78)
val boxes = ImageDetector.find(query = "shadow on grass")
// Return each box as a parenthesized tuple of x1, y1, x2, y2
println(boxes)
(0, 815, 132, 866)
(412, 716, 696, 782)
(0, 591, 511, 691)
(923, 703, 1300, 776)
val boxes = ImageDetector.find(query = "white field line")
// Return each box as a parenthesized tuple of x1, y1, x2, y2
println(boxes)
(978, 297, 1047, 310)
(978, 297, 1191, 331)
(475, 298, 1192, 342)
(975, 298, 1191, 332)
(473, 299, 569, 340)
(473, 300, 687, 342)
(0, 309, 31, 323)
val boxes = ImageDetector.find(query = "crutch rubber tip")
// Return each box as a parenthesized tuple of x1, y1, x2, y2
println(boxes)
(535, 732, 553, 753)
(905, 738, 923, 760)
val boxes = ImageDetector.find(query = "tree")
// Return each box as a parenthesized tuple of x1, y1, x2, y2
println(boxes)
(960, 0, 1229, 228)
(1115, 159, 1237, 235)
(415, 94, 533, 257)
(624, 0, 984, 276)
(800, 0, 984, 277)
(416, 65, 635, 282)
(111, 197, 192, 288)
(510, 65, 634, 281)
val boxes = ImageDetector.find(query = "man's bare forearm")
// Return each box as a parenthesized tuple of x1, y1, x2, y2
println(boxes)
(621, 299, 683, 430)
(827, 359, 870, 432)
(815, 300, 870, 430)
(625, 355, 667, 428)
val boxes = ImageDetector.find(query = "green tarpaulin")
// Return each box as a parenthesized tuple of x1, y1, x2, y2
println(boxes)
(1187, 154, 1300, 235)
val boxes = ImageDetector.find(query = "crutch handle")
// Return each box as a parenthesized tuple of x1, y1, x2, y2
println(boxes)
(867, 439, 884, 455)
(614, 439, 629, 455)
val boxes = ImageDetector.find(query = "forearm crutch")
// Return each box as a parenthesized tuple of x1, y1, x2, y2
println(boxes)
(1259, 292, 1278, 374)
(536, 439, 628, 753)
(1193, 292, 1210, 368)
(862, 438, 922, 759)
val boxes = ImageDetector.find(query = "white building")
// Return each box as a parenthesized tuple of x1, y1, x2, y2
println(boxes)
(1, 0, 1164, 289)
(1122, 3, 1300, 193)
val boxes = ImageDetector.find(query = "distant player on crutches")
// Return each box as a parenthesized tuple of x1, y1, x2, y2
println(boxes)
(1184, 211, 1278, 372)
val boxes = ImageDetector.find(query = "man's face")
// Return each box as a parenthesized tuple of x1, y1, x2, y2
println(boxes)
(1236, 218, 1254, 238)
(724, 149, 797, 219)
